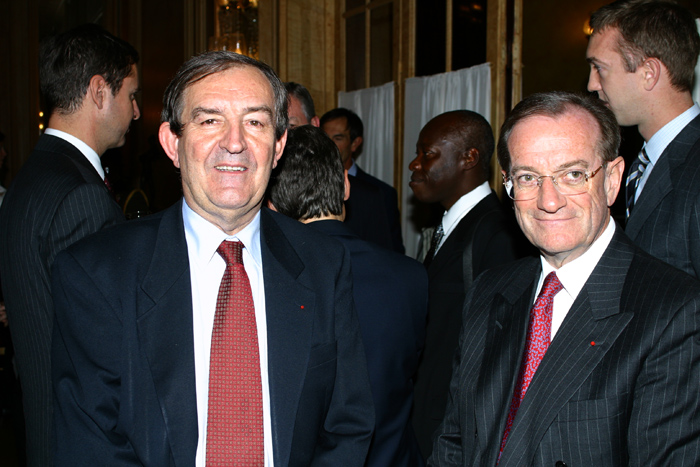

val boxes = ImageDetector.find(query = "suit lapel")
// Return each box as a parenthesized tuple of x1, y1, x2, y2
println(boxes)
(626, 114, 700, 238)
(474, 259, 540, 466)
(624, 153, 672, 239)
(259, 209, 316, 466)
(137, 202, 199, 466)
(428, 196, 487, 279)
(500, 230, 636, 466)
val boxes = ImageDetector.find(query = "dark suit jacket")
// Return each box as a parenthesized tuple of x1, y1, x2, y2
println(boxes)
(0, 134, 123, 467)
(354, 166, 405, 254)
(51, 203, 374, 466)
(626, 113, 700, 277)
(308, 220, 427, 467)
(430, 229, 700, 466)
(345, 174, 394, 251)
(412, 191, 527, 460)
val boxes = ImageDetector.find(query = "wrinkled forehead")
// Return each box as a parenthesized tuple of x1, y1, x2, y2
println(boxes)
(509, 110, 602, 166)
(181, 65, 274, 111)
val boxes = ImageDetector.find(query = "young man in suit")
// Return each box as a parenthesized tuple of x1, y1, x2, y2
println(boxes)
(0, 24, 139, 466)
(586, 0, 700, 277)
(51, 51, 374, 466)
(268, 125, 428, 466)
(409, 110, 526, 460)
(430, 92, 700, 466)
(321, 107, 405, 253)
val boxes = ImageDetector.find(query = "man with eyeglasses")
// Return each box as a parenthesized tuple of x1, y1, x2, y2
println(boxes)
(429, 91, 700, 467)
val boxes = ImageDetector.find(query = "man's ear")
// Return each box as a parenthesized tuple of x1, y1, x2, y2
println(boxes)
(88, 75, 108, 109)
(267, 200, 277, 211)
(350, 136, 363, 153)
(310, 116, 320, 127)
(641, 57, 662, 92)
(605, 156, 625, 207)
(461, 148, 480, 171)
(343, 169, 351, 201)
(159, 122, 181, 168)
(272, 129, 288, 169)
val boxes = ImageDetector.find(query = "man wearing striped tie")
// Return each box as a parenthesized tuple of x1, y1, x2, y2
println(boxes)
(586, 0, 700, 277)
(429, 91, 700, 466)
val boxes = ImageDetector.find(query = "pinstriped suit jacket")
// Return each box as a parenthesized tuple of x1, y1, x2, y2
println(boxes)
(429, 228, 700, 467)
(0, 134, 124, 466)
(626, 113, 700, 278)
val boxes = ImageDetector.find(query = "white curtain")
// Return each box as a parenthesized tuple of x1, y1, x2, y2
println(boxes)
(338, 82, 395, 186)
(694, 19, 700, 105)
(402, 63, 492, 257)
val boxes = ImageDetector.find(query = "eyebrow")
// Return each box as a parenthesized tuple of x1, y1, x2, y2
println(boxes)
(511, 159, 592, 173)
(190, 105, 274, 120)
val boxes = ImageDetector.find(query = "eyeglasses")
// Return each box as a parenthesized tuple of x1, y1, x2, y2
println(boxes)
(502, 164, 604, 201)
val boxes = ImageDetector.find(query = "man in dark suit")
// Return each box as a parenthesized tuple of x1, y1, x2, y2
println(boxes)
(408, 110, 526, 460)
(0, 24, 139, 466)
(284, 82, 320, 129)
(267, 125, 428, 466)
(51, 51, 374, 466)
(430, 91, 700, 466)
(321, 107, 405, 253)
(586, 0, 700, 277)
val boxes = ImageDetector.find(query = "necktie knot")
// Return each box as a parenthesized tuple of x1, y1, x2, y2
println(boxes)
(423, 223, 444, 268)
(539, 271, 564, 304)
(217, 240, 244, 265)
(626, 147, 651, 218)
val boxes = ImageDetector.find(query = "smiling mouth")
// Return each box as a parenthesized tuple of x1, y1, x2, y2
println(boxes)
(216, 166, 246, 172)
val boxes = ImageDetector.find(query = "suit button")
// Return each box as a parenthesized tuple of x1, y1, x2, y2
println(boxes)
(555, 462, 567, 467)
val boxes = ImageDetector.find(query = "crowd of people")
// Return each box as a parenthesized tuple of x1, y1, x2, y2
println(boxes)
(0, 0, 699, 466)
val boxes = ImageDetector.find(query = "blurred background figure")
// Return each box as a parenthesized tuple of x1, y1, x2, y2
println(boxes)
(0, 24, 138, 466)
(268, 125, 428, 466)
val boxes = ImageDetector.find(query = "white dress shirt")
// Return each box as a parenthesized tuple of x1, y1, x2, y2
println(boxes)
(44, 128, 105, 180)
(183, 202, 273, 467)
(536, 218, 616, 339)
(435, 181, 492, 253)
(636, 103, 700, 201)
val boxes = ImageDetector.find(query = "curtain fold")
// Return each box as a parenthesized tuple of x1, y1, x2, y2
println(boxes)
(402, 63, 492, 257)
(338, 82, 395, 186)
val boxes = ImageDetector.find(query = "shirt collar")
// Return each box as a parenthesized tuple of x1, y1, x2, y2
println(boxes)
(644, 103, 700, 165)
(441, 181, 491, 235)
(348, 159, 358, 177)
(44, 128, 105, 180)
(182, 201, 263, 270)
(539, 217, 616, 301)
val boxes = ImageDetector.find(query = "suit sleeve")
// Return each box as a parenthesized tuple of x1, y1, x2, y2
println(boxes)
(689, 191, 700, 279)
(52, 251, 137, 465)
(428, 284, 481, 466)
(44, 183, 123, 270)
(628, 295, 700, 465)
(313, 247, 375, 465)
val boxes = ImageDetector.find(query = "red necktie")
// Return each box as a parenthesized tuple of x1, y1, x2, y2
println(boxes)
(498, 271, 563, 462)
(206, 240, 264, 466)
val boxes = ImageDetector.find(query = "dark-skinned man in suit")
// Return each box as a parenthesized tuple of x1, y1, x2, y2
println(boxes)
(268, 125, 428, 466)
(409, 110, 527, 461)
(51, 51, 374, 466)
(0, 24, 138, 466)
(430, 91, 700, 466)
(586, 0, 700, 277)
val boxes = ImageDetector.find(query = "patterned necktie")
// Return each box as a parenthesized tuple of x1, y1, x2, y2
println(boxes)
(498, 271, 563, 462)
(423, 223, 444, 268)
(206, 241, 264, 466)
(625, 147, 650, 218)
